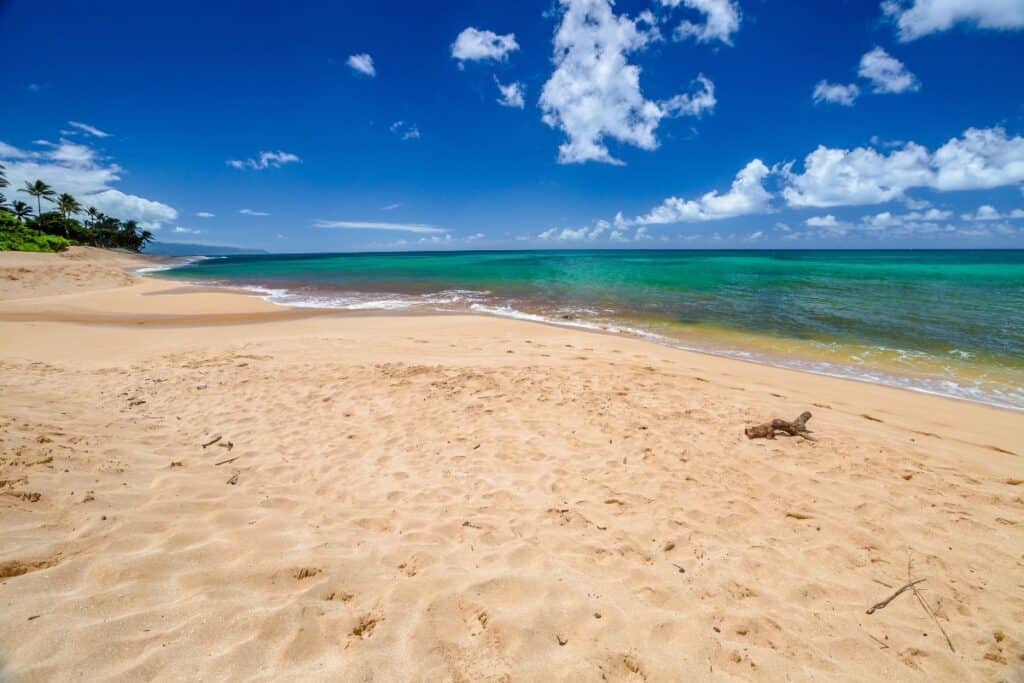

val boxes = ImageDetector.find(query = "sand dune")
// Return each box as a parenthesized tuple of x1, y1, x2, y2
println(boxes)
(0, 249, 1021, 681)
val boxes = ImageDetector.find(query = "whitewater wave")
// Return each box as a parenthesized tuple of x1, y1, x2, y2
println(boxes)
(140, 271, 1024, 411)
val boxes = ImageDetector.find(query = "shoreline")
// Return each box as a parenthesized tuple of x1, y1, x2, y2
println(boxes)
(146, 264, 1024, 413)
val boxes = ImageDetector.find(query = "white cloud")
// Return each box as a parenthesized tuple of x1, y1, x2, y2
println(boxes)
(239, 209, 269, 216)
(346, 53, 376, 77)
(67, 121, 111, 138)
(634, 159, 773, 224)
(931, 126, 1024, 190)
(782, 126, 1024, 207)
(882, 0, 1024, 41)
(540, 0, 715, 165)
(174, 226, 201, 234)
(451, 28, 519, 63)
(495, 79, 526, 109)
(196, 211, 215, 218)
(313, 220, 447, 234)
(381, 203, 401, 211)
(961, 204, 1024, 220)
(813, 81, 860, 106)
(805, 214, 843, 227)
(659, 0, 742, 45)
(0, 138, 177, 227)
(858, 47, 920, 94)
(227, 150, 301, 170)
(390, 121, 421, 140)
(661, 75, 717, 117)
(539, 160, 772, 242)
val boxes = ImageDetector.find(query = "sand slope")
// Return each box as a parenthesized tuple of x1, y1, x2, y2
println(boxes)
(0, 250, 1022, 681)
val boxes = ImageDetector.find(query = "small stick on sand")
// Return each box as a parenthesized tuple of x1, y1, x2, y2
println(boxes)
(866, 578, 926, 614)
(908, 554, 955, 652)
(202, 435, 222, 449)
(745, 411, 815, 440)
(215, 455, 239, 466)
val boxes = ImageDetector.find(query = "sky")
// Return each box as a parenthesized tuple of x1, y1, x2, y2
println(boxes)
(2, 0, 1024, 251)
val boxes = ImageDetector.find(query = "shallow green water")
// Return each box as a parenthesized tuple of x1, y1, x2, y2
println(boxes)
(160, 250, 1024, 409)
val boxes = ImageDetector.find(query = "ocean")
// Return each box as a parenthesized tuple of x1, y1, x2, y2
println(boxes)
(158, 249, 1024, 410)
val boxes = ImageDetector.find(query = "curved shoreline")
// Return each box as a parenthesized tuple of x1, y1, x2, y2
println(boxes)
(144, 266, 1024, 412)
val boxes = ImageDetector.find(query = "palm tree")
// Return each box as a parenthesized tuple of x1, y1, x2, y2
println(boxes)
(12, 200, 33, 222)
(85, 206, 101, 227)
(19, 180, 56, 232)
(0, 163, 8, 209)
(57, 192, 82, 228)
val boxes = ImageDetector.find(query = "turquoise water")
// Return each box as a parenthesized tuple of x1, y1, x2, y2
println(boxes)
(159, 250, 1024, 409)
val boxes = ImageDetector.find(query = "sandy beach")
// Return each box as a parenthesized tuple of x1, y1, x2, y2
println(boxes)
(0, 248, 1021, 681)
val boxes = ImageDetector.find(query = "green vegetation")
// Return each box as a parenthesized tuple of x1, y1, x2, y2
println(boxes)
(0, 211, 70, 252)
(0, 166, 153, 253)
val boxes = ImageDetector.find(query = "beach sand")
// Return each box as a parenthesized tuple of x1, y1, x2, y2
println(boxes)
(0, 248, 1021, 681)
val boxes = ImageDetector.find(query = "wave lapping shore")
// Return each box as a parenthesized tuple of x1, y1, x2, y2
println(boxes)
(161, 250, 1024, 410)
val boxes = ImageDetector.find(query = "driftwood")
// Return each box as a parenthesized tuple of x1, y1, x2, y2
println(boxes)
(201, 435, 222, 449)
(745, 411, 815, 440)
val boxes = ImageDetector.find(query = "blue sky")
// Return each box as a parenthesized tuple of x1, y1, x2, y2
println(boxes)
(2, 0, 1024, 250)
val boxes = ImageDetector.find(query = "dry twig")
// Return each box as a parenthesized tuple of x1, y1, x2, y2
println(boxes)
(866, 579, 926, 614)
(908, 555, 955, 652)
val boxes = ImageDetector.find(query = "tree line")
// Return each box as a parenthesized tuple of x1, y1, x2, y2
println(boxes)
(0, 163, 154, 252)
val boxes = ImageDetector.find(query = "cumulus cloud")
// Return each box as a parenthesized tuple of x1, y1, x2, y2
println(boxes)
(813, 81, 860, 106)
(346, 53, 376, 77)
(495, 79, 526, 109)
(451, 28, 519, 63)
(961, 204, 1024, 220)
(174, 226, 201, 234)
(538, 160, 772, 242)
(239, 209, 270, 216)
(659, 0, 742, 44)
(634, 159, 773, 224)
(931, 126, 1024, 190)
(858, 47, 920, 94)
(540, 0, 715, 165)
(390, 121, 421, 140)
(313, 220, 447, 234)
(227, 151, 301, 171)
(805, 214, 844, 227)
(67, 121, 111, 138)
(781, 126, 1024, 207)
(196, 211, 215, 218)
(0, 138, 177, 228)
(882, 0, 1024, 41)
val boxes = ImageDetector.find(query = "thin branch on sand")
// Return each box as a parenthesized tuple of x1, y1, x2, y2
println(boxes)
(866, 579, 926, 614)
(908, 554, 955, 652)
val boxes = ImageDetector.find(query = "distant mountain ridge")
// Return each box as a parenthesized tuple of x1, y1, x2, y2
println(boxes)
(144, 241, 268, 256)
